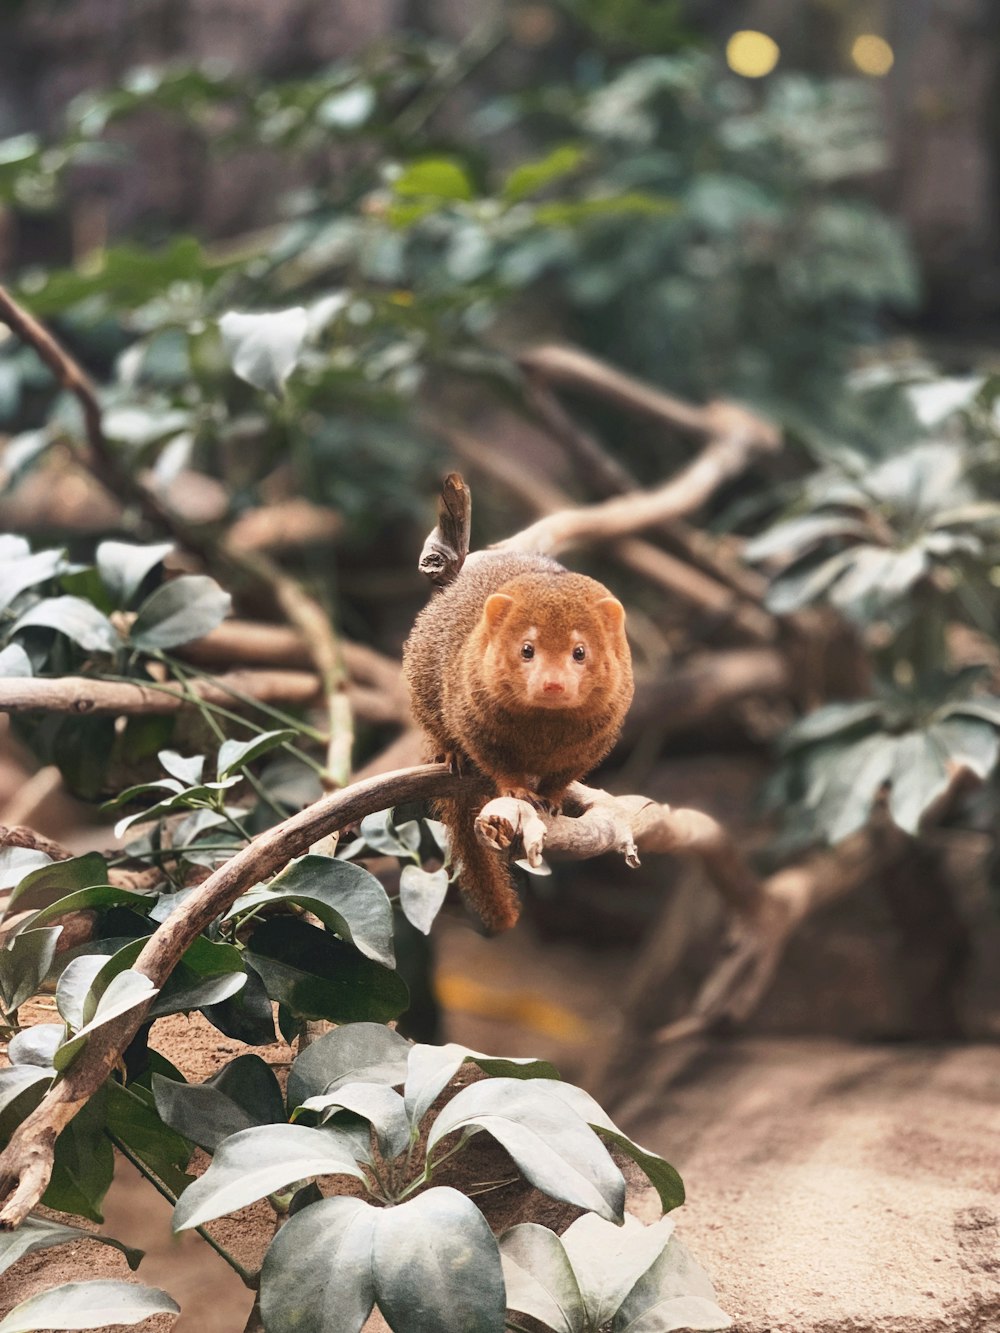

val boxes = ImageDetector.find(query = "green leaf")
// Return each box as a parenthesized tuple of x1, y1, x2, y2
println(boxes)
(887, 730, 951, 835)
(0, 1214, 143, 1280)
(53, 970, 159, 1072)
(0, 644, 32, 677)
(152, 1054, 286, 1153)
(96, 540, 174, 607)
(105, 1079, 193, 1197)
(781, 701, 883, 751)
(403, 1042, 559, 1131)
(0, 849, 50, 892)
(427, 1078, 626, 1223)
(499, 1223, 584, 1333)
(6, 852, 108, 915)
(0, 547, 66, 615)
(54, 954, 107, 1028)
(286, 1022, 410, 1111)
(260, 1196, 377, 1333)
(217, 728, 295, 779)
(0, 1066, 52, 1140)
(930, 717, 1000, 780)
(563, 1213, 678, 1329)
(200, 960, 276, 1046)
(10, 596, 119, 653)
(813, 733, 899, 843)
(392, 157, 473, 201)
(29, 885, 154, 929)
(130, 574, 232, 650)
(0, 928, 62, 1013)
(946, 697, 1000, 727)
(246, 917, 407, 1025)
(219, 307, 309, 396)
(173, 1124, 366, 1231)
(398, 865, 449, 935)
(0, 1280, 179, 1332)
(373, 1187, 505, 1332)
(157, 749, 205, 786)
(8, 1024, 62, 1068)
(230, 854, 395, 967)
(298, 1082, 409, 1159)
(744, 514, 874, 563)
(613, 1233, 732, 1331)
(44, 1086, 114, 1223)
(502, 145, 588, 204)
(534, 1081, 684, 1214)
(89, 933, 246, 1018)
(317, 83, 375, 129)
(260, 1188, 506, 1333)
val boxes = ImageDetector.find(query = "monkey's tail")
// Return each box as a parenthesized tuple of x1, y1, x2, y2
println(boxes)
(436, 793, 521, 933)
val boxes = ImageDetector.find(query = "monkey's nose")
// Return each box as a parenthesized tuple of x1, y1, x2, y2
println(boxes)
(542, 680, 565, 694)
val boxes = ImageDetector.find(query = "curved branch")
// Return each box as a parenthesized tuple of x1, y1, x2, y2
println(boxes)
(0, 763, 477, 1229)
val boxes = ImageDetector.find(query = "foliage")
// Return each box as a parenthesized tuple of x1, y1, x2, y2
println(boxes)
(748, 372, 1000, 843)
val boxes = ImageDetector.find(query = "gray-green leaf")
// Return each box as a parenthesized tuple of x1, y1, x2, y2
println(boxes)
(0, 1280, 178, 1332)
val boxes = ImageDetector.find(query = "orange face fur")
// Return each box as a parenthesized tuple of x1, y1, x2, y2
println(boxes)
(476, 573, 628, 713)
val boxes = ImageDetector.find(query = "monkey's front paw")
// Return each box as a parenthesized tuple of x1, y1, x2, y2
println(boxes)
(499, 787, 558, 816)
(440, 749, 467, 777)
(477, 812, 516, 852)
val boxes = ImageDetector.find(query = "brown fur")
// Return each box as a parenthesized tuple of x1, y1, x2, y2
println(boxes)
(403, 551, 634, 931)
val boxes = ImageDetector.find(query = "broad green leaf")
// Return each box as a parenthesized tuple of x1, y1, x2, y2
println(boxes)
(946, 697, 1000, 728)
(0, 1214, 142, 1280)
(0, 1066, 51, 1139)
(152, 1054, 286, 1153)
(500, 1223, 584, 1333)
(780, 701, 883, 751)
(10, 596, 119, 653)
(55, 954, 108, 1028)
(887, 730, 951, 835)
(373, 1187, 506, 1333)
(219, 307, 309, 396)
(357, 810, 418, 857)
(8, 1024, 62, 1068)
(105, 1079, 193, 1197)
(130, 574, 231, 650)
(217, 729, 295, 779)
(0, 547, 65, 615)
(392, 157, 473, 201)
(812, 733, 899, 843)
(287, 1021, 410, 1111)
(317, 83, 375, 129)
(0, 928, 62, 1012)
(88, 933, 246, 1018)
(398, 865, 449, 935)
(96, 540, 173, 606)
(6, 852, 109, 915)
(53, 970, 158, 1072)
(0, 1280, 178, 1332)
(404, 1042, 559, 1131)
(261, 1196, 377, 1333)
(299, 1082, 409, 1159)
(538, 1082, 685, 1214)
(29, 885, 153, 929)
(231, 854, 395, 967)
(614, 1234, 732, 1331)
(502, 145, 587, 204)
(0, 848, 51, 892)
(744, 513, 874, 563)
(427, 1078, 626, 1222)
(44, 1086, 114, 1223)
(200, 960, 277, 1046)
(157, 749, 205, 786)
(562, 1213, 678, 1329)
(930, 716, 999, 779)
(245, 917, 407, 1025)
(0, 644, 32, 677)
(173, 1124, 366, 1231)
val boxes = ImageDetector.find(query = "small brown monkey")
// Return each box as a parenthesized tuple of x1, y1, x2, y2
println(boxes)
(403, 550, 633, 931)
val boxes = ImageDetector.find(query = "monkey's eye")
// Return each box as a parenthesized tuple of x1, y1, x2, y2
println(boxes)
(572, 645, 586, 662)
(521, 643, 535, 661)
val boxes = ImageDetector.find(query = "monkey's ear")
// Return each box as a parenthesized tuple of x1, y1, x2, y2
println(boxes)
(484, 593, 515, 631)
(595, 597, 626, 633)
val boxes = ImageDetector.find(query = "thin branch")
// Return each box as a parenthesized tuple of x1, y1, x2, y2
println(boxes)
(0, 670, 323, 717)
(447, 427, 776, 642)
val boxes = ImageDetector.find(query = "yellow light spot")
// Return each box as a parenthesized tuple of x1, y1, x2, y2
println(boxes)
(851, 33, 894, 76)
(726, 30, 780, 79)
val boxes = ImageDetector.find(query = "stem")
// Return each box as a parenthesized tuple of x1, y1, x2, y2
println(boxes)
(159, 652, 328, 743)
(396, 1132, 472, 1202)
(108, 1131, 259, 1289)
